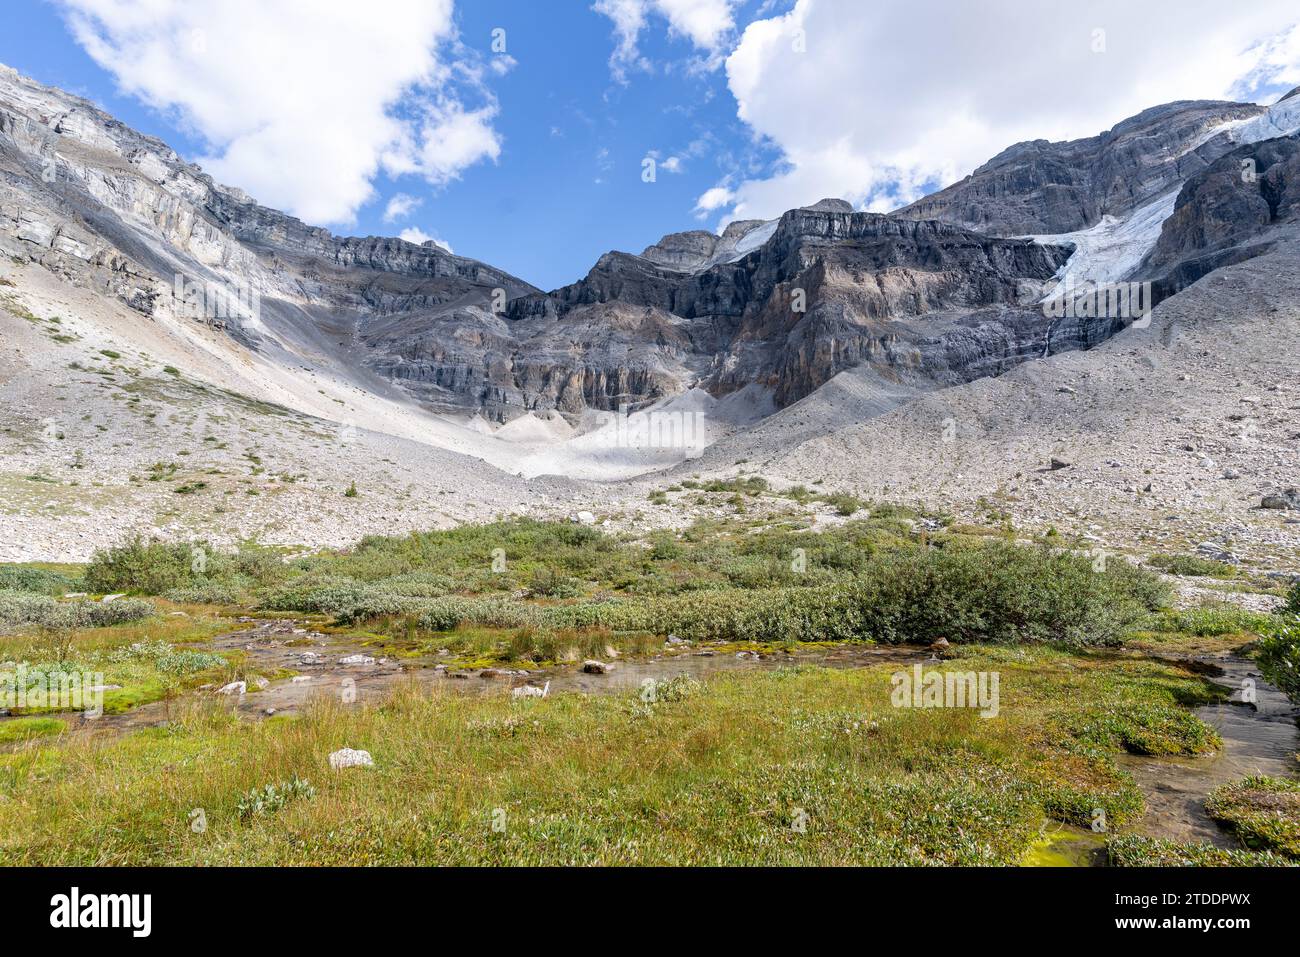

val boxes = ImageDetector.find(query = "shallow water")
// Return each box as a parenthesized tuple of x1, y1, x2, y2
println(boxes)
(1116, 656, 1300, 848)
(9, 620, 924, 738)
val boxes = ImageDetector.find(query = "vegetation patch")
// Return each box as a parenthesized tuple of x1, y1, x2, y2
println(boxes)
(1107, 835, 1294, 867)
(0, 591, 154, 633)
(1205, 776, 1300, 858)
(1147, 553, 1238, 579)
(1256, 616, 1300, 704)
(0, 648, 1223, 865)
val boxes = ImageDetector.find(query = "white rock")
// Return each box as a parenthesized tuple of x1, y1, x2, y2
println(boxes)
(512, 681, 550, 699)
(291, 675, 313, 684)
(101, 593, 126, 603)
(339, 654, 375, 666)
(575, 510, 597, 525)
(329, 748, 374, 770)
(216, 681, 246, 696)
(16, 218, 55, 246)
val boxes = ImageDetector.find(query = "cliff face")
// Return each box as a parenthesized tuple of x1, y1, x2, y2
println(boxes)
(3, 62, 1295, 431)
(893, 101, 1266, 235)
(1141, 131, 1300, 296)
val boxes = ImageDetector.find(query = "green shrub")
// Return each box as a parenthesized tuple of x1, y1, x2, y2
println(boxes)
(1285, 581, 1300, 617)
(823, 493, 866, 517)
(0, 591, 154, 633)
(1257, 616, 1300, 704)
(85, 538, 199, 595)
(86, 537, 289, 598)
(0, 566, 77, 595)
(846, 542, 1167, 647)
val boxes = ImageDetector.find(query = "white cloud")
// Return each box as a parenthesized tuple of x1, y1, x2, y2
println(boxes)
(660, 155, 684, 173)
(704, 0, 1300, 224)
(693, 185, 734, 219)
(56, 0, 503, 225)
(399, 227, 452, 253)
(594, 0, 739, 81)
(383, 193, 422, 222)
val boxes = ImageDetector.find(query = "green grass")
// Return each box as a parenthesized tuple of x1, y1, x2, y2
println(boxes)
(0, 646, 1221, 865)
(1141, 605, 1273, 638)
(0, 716, 66, 745)
(1146, 553, 1238, 579)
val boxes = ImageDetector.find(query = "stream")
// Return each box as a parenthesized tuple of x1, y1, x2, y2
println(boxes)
(1117, 655, 1300, 847)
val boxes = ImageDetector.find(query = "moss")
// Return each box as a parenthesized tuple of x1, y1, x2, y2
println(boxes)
(0, 716, 66, 745)
(1022, 826, 1105, 866)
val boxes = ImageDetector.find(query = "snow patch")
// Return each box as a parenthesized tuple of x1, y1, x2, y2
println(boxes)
(1026, 189, 1180, 290)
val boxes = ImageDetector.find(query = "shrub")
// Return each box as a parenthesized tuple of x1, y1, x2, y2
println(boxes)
(1285, 581, 1300, 617)
(1256, 616, 1300, 704)
(824, 493, 866, 517)
(528, 568, 582, 599)
(846, 542, 1167, 647)
(0, 591, 154, 633)
(0, 566, 77, 595)
(85, 538, 198, 595)
(86, 537, 290, 598)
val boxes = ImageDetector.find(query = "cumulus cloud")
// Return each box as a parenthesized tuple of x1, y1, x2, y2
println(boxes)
(703, 0, 1300, 224)
(383, 193, 422, 222)
(693, 185, 735, 219)
(594, 0, 739, 81)
(56, 0, 503, 225)
(398, 227, 452, 253)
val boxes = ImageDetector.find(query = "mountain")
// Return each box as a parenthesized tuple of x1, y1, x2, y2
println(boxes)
(2, 62, 1300, 562)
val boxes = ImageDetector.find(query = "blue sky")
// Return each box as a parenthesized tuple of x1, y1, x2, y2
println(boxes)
(3, 1, 1298, 290)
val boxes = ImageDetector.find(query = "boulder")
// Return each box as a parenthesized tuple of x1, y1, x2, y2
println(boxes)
(328, 748, 374, 770)
(1260, 489, 1300, 510)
